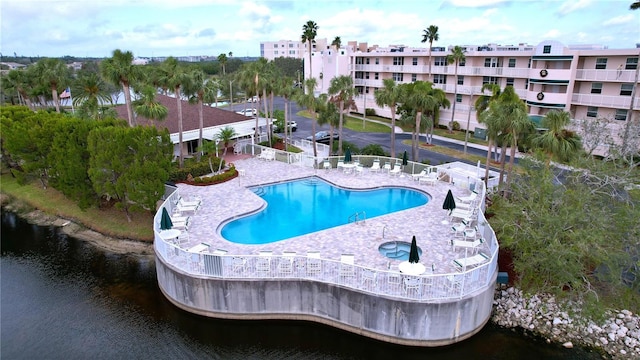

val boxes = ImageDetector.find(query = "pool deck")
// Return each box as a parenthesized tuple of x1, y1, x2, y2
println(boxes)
(174, 157, 484, 274)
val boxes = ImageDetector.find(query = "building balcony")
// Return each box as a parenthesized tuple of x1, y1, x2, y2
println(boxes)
(526, 90, 569, 105)
(571, 93, 639, 109)
(529, 68, 572, 81)
(575, 69, 637, 83)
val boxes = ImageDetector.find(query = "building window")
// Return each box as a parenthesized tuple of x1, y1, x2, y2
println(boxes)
(620, 83, 633, 96)
(525, 79, 529, 90)
(374, 72, 379, 80)
(433, 74, 446, 84)
(356, 57, 364, 65)
(615, 109, 628, 121)
(483, 76, 498, 85)
(543, 45, 551, 54)
(591, 83, 602, 94)
(456, 94, 462, 103)
(459, 58, 465, 66)
(392, 73, 403, 82)
(411, 74, 417, 82)
(273, 44, 278, 48)
(484, 58, 492, 67)
(434, 57, 446, 66)
(393, 57, 404, 65)
(412, 57, 418, 66)
(506, 78, 515, 87)
(365, 72, 370, 80)
(355, 72, 364, 79)
(375, 58, 379, 65)
(457, 75, 464, 85)
(366, 58, 370, 64)
(508, 58, 516, 68)
(289, 50, 295, 55)
(595, 58, 607, 69)
(289, 43, 295, 48)
(587, 106, 598, 118)
(274, 50, 278, 55)
(625, 57, 638, 70)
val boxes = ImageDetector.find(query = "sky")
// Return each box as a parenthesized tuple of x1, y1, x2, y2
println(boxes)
(1, 0, 639, 59)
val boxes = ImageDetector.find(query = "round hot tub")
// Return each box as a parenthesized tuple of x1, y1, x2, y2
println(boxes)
(378, 241, 422, 261)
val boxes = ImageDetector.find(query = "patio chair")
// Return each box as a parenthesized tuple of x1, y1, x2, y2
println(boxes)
(411, 169, 427, 181)
(389, 161, 402, 176)
(256, 251, 272, 276)
(457, 190, 478, 203)
(361, 268, 377, 289)
(451, 221, 468, 238)
(306, 251, 322, 277)
(323, 160, 332, 170)
(370, 159, 381, 173)
(383, 161, 391, 173)
(355, 164, 364, 176)
(403, 276, 422, 296)
(339, 254, 356, 282)
(233, 143, 243, 155)
(418, 172, 439, 185)
(232, 257, 246, 274)
(453, 252, 489, 271)
(277, 251, 296, 276)
(337, 160, 345, 170)
(451, 237, 484, 254)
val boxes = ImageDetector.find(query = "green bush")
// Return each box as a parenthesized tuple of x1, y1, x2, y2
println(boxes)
(192, 166, 237, 185)
(452, 121, 461, 131)
(169, 156, 223, 182)
(365, 108, 377, 116)
(360, 144, 388, 156)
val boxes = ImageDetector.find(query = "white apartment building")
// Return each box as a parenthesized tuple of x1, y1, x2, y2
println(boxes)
(306, 40, 640, 156)
(261, 38, 329, 61)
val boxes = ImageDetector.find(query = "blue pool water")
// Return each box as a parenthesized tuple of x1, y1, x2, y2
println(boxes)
(221, 177, 429, 244)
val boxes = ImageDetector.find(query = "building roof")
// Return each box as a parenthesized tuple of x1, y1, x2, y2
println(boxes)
(114, 94, 253, 140)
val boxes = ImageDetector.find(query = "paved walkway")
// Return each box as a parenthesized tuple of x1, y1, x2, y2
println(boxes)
(175, 158, 487, 275)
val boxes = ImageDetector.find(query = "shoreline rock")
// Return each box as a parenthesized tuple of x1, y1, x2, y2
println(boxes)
(493, 285, 639, 359)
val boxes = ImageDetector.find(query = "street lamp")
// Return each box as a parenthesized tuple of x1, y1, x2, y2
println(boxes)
(464, 89, 475, 155)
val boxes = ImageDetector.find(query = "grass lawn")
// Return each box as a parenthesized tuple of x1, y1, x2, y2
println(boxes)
(1, 174, 154, 241)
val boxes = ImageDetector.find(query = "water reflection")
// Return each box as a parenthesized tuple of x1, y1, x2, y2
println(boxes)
(0, 211, 602, 359)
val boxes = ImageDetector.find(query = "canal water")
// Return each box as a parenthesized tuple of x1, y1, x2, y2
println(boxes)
(0, 211, 603, 359)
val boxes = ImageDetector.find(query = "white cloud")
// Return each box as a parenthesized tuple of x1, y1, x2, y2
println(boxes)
(445, 0, 509, 8)
(557, 0, 592, 16)
(603, 14, 635, 26)
(543, 29, 561, 39)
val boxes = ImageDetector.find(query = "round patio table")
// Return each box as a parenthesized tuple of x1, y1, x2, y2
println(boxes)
(398, 261, 426, 275)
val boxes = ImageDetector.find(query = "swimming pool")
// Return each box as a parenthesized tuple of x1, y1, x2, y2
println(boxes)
(220, 177, 429, 244)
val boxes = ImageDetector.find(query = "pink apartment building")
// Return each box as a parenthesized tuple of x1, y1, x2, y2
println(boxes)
(306, 40, 639, 157)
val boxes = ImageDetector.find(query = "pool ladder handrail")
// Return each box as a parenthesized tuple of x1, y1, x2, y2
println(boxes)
(348, 211, 366, 225)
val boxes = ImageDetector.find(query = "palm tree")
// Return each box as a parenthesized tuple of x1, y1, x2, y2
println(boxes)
(133, 85, 168, 121)
(328, 75, 357, 155)
(159, 57, 189, 167)
(204, 76, 221, 108)
(485, 86, 532, 193)
(34, 58, 69, 113)
(421, 25, 439, 82)
(217, 126, 238, 156)
(294, 78, 319, 157)
(274, 75, 299, 148)
(4, 69, 36, 110)
(72, 72, 113, 120)
(475, 83, 503, 164)
(446, 46, 466, 133)
(532, 110, 582, 165)
(317, 94, 339, 152)
(402, 81, 436, 160)
(331, 36, 342, 50)
(100, 49, 141, 126)
(374, 78, 402, 158)
(183, 68, 212, 160)
(631, 1, 640, 10)
(301, 20, 319, 94)
(218, 53, 228, 75)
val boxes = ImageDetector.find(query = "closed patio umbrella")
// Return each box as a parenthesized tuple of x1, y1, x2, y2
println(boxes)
(402, 150, 408, 166)
(344, 148, 352, 163)
(409, 235, 420, 264)
(160, 207, 173, 230)
(443, 189, 456, 215)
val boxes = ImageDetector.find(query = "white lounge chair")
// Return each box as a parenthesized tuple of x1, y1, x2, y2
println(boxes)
(389, 162, 402, 176)
(323, 160, 332, 170)
(256, 251, 272, 276)
(278, 251, 296, 276)
(383, 161, 391, 173)
(419, 172, 439, 185)
(403, 276, 422, 296)
(453, 252, 489, 271)
(370, 160, 381, 173)
(339, 254, 356, 281)
(411, 169, 427, 181)
(457, 191, 478, 203)
(306, 251, 322, 277)
(451, 238, 484, 254)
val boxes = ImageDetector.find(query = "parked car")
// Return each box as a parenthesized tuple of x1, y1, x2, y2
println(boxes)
(273, 120, 297, 133)
(236, 109, 257, 117)
(248, 96, 259, 103)
(306, 131, 339, 144)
